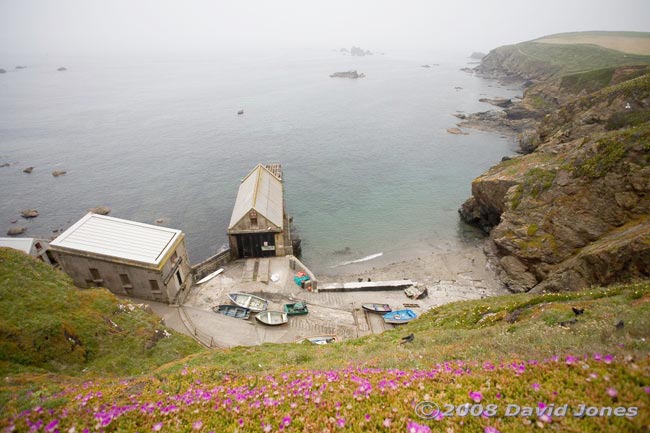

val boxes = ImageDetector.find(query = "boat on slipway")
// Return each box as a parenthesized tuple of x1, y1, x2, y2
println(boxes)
(212, 304, 251, 320)
(284, 302, 309, 316)
(362, 303, 392, 313)
(256, 310, 289, 326)
(383, 309, 417, 324)
(228, 293, 268, 312)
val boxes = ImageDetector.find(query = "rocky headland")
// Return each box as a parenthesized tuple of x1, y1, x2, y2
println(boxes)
(459, 35, 650, 293)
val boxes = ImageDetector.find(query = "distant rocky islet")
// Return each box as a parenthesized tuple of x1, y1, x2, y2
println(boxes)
(330, 70, 365, 79)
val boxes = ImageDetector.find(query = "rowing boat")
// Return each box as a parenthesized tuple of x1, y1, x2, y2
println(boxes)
(362, 303, 392, 313)
(228, 293, 268, 312)
(255, 310, 288, 326)
(284, 302, 309, 316)
(212, 304, 251, 320)
(382, 309, 417, 324)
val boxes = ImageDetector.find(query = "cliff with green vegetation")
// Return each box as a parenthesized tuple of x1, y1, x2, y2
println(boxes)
(461, 32, 650, 293)
(0, 247, 201, 376)
(1, 248, 649, 432)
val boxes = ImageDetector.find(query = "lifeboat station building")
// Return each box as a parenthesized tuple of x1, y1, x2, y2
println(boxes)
(49, 213, 192, 304)
(227, 164, 294, 259)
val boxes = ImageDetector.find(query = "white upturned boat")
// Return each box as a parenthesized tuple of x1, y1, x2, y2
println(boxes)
(196, 268, 224, 285)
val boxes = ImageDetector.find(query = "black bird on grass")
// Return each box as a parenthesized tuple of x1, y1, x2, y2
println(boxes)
(400, 333, 415, 344)
(572, 307, 584, 316)
(615, 320, 624, 330)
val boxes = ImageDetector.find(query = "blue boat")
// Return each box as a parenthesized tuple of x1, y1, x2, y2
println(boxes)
(382, 309, 417, 324)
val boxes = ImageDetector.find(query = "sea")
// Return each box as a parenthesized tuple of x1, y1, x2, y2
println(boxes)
(0, 50, 521, 274)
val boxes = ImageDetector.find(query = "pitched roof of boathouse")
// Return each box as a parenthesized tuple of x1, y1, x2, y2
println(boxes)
(228, 164, 284, 231)
(50, 213, 183, 266)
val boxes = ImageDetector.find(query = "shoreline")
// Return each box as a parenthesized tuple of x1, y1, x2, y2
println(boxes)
(316, 238, 506, 296)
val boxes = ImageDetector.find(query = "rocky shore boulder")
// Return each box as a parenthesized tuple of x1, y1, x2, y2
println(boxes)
(88, 206, 111, 215)
(479, 98, 513, 108)
(446, 127, 469, 135)
(7, 226, 26, 236)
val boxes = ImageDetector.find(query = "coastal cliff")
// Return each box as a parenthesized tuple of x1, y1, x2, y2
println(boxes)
(460, 33, 650, 292)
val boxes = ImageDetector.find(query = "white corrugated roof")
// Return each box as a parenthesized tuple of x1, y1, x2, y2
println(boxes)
(50, 213, 181, 265)
(0, 237, 35, 254)
(228, 164, 284, 230)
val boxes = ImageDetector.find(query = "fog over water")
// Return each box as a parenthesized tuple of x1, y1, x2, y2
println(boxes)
(2, 0, 650, 58)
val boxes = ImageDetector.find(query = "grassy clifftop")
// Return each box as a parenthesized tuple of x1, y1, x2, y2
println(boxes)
(0, 247, 201, 377)
(536, 31, 650, 55)
(477, 31, 650, 82)
(1, 250, 649, 432)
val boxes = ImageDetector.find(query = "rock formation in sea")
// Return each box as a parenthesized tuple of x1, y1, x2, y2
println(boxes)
(470, 52, 486, 60)
(350, 46, 372, 56)
(88, 206, 111, 215)
(330, 71, 366, 79)
(459, 38, 650, 293)
(57, 67, 67, 71)
(446, 127, 468, 135)
(6, 226, 26, 236)
(20, 209, 39, 219)
(0, 69, 6, 74)
(52, 170, 67, 177)
(23, 167, 34, 174)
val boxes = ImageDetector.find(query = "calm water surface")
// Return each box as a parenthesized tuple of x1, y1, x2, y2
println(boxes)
(0, 51, 520, 273)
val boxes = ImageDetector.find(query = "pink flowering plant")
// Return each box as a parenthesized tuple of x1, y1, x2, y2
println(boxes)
(1, 353, 648, 432)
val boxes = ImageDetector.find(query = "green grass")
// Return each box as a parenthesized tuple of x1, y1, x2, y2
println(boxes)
(561, 67, 616, 93)
(537, 31, 650, 40)
(0, 248, 201, 376)
(517, 41, 650, 74)
(606, 109, 650, 130)
(1, 250, 649, 432)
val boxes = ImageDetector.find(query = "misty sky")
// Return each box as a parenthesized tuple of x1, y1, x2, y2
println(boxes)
(1, 0, 650, 58)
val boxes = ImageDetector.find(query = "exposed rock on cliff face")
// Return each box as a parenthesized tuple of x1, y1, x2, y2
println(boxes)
(461, 70, 650, 292)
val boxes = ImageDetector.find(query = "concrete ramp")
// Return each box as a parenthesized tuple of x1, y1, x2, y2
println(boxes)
(258, 258, 270, 283)
(242, 259, 257, 282)
(319, 280, 414, 292)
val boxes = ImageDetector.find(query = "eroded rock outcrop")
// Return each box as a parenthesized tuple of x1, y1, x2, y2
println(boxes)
(461, 72, 650, 292)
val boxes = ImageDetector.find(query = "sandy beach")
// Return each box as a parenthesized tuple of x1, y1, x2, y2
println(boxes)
(317, 241, 504, 296)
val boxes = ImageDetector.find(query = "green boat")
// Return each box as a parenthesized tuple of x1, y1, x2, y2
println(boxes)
(283, 301, 309, 316)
